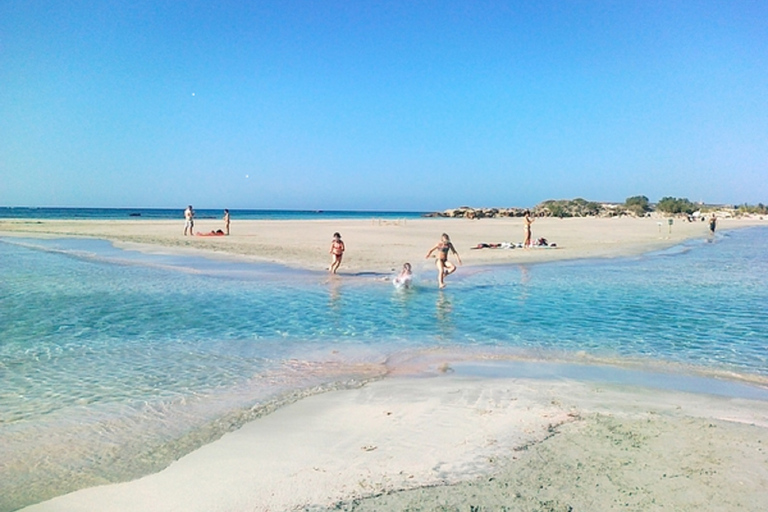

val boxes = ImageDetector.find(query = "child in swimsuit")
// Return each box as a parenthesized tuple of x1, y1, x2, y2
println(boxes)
(329, 232, 345, 274)
(426, 233, 462, 289)
(393, 262, 413, 288)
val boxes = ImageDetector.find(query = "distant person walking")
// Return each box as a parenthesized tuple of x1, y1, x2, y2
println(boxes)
(183, 205, 195, 236)
(523, 210, 535, 247)
(426, 233, 462, 289)
(223, 209, 230, 235)
(709, 213, 717, 235)
(329, 232, 345, 274)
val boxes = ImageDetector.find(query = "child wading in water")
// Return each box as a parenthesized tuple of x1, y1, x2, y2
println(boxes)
(426, 233, 462, 289)
(329, 232, 345, 274)
(393, 262, 413, 288)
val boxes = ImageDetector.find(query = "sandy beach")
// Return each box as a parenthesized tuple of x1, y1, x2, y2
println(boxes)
(2, 215, 765, 274)
(4, 215, 768, 512)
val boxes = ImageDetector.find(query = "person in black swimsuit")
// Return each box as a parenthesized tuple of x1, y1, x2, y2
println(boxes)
(426, 233, 462, 289)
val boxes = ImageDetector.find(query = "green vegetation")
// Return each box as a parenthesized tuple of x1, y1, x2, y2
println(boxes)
(438, 196, 766, 219)
(537, 198, 601, 218)
(735, 203, 768, 215)
(656, 197, 697, 215)
(624, 195, 651, 216)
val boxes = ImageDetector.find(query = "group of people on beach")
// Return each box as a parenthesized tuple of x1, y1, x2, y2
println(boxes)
(182, 206, 539, 289)
(180, 208, 459, 287)
(181, 206, 723, 289)
(183, 206, 230, 237)
(327, 211, 539, 289)
(328, 231, 461, 289)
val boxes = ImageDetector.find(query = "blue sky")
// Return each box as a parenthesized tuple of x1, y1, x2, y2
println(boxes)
(1, 1, 766, 211)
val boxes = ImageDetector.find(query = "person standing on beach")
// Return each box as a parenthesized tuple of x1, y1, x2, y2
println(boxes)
(223, 209, 230, 235)
(183, 205, 195, 236)
(523, 210, 535, 248)
(426, 233, 462, 289)
(709, 213, 717, 235)
(329, 232, 345, 274)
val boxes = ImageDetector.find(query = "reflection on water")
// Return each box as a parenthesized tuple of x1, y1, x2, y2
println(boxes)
(327, 277, 342, 312)
(435, 292, 454, 339)
(517, 264, 531, 303)
(519, 265, 530, 285)
(389, 281, 415, 330)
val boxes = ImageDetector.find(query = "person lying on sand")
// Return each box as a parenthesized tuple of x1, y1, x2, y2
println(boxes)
(196, 229, 225, 237)
(471, 243, 502, 249)
(471, 238, 557, 249)
(532, 237, 557, 247)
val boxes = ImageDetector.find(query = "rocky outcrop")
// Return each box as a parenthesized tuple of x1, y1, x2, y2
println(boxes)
(425, 201, 638, 219)
(424, 206, 530, 219)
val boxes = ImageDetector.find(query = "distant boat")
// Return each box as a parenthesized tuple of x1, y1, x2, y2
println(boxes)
(129, 213, 141, 217)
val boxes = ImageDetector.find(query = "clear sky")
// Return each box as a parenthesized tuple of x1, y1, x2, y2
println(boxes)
(2, 1, 766, 211)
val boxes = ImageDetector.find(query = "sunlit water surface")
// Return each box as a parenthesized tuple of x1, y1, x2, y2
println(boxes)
(1, 228, 767, 510)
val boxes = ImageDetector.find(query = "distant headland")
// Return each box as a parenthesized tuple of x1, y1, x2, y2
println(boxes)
(425, 196, 768, 219)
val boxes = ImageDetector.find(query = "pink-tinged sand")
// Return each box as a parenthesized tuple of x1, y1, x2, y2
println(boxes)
(21, 372, 768, 512)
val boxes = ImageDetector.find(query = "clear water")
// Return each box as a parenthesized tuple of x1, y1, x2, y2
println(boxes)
(1, 228, 767, 511)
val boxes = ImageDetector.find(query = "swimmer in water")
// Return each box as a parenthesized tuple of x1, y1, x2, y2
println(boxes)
(329, 232, 345, 274)
(393, 262, 413, 288)
(426, 233, 462, 289)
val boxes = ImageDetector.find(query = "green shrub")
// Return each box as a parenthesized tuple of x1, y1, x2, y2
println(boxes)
(625, 195, 650, 216)
(656, 197, 696, 215)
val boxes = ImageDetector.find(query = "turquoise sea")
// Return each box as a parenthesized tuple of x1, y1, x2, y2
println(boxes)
(0, 207, 427, 221)
(1, 226, 767, 511)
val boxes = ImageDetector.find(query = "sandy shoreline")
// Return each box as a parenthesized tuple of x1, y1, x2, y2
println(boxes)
(2, 215, 766, 274)
(6, 216, 768, 511)
(19, 367, 768, 512)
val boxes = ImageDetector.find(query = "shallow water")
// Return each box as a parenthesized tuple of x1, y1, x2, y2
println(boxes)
(1, 228, 767, 510)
